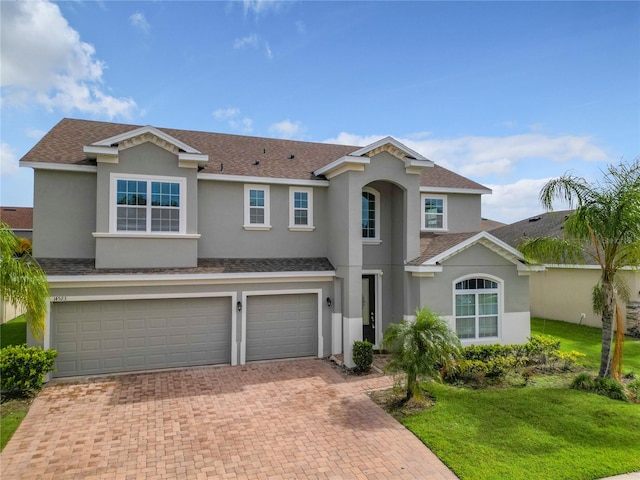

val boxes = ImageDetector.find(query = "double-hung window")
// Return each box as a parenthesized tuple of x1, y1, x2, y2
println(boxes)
(455, 277, 499, 340)
(113, 175, 185, 234)
(289, 187, 314, 231)
(244, 184, 271, 230)
(362, 187, 380, 242)
(421, 194, 447, 231)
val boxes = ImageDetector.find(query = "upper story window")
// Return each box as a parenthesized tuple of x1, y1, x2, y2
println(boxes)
(244, 184, 271, 230)
(454, 277, 500, 340)
(112, 175, 185, 234)
(421, 194, 447, 231)
(289, 187, 314, 231)
(362, 187, 380, 242)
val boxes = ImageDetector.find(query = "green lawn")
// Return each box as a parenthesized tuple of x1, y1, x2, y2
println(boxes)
(0, 315, 27, 348)
(532, 317, 640, 373)
(404, 383, 640, 480)
(400, 318, 640, 480)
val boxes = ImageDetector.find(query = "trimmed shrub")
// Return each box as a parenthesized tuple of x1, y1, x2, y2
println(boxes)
(352, 340, 373, 373)
(0, 345, 57, 397)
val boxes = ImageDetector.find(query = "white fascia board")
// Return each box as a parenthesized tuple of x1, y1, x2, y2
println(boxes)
(198, 173, 329, 187)
(91, 126, 202, 154)
(47, 270, 336, 287)
(313, 155, 370, 177)
(350, 136, 429, 162)
(404, 265, 443, 273)
(420, 186, 492, 195)
(83, 145, 118, 156)
(20, 161, 97, 173)
(178, 152, 209, 163)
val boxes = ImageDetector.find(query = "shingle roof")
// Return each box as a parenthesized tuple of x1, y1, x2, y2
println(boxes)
(489, 210, 573, 249)
(37, 257, 334, 276)
(408, 232, 478, 265)
(21, 118, 489, 190)
(0, 206, 33, 230)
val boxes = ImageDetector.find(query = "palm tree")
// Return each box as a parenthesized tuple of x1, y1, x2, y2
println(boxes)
(518, 159, 640, 378)
(382, 307, 461, 401)
(0, 222, 50, 341)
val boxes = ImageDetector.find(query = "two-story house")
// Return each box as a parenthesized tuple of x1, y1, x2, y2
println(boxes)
(21, 118, 535, 377)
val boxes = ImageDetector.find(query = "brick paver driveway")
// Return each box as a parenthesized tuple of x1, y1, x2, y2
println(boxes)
(1, 359, 457, 479)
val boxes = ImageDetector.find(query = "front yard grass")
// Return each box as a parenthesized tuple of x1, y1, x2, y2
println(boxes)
(532, 317, 640, 372)
(383, 319, 640, 480)
(0, 315, 27, 348)
(402, 383, 640, 480)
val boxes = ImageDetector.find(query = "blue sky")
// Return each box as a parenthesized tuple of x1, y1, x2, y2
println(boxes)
(1, 0, 638, 223)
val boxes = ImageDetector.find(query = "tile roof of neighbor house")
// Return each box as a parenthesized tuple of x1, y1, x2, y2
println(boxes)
(21, 118, 489, 191)
(37, 257, 335, 276)
(0, 206, 33, 230)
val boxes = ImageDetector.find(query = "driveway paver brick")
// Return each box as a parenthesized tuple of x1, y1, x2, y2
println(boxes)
(1, 359, 457, 479)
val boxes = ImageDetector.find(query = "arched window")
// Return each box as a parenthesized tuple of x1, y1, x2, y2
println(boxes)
(362, 187, 379, 241)
(455, 277, 499, 339)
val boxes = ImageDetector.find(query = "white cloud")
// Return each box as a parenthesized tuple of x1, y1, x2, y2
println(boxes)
(213, 107, 241, 120)
(234, 34, 259, 49)
(295, 21, 306, 34)
(0, 143, 19, 176)
(265, 42, 273, 60)
(213, 107, 253, 133)
(242, 0, 288, 16)
(0, 0, 137, 119)
(482, 178, 551, 224)
(269, 120, 305, 139)
(129, 12, 150, 34)
(324, 132, 609, 178)
(25, 128, 46, 140)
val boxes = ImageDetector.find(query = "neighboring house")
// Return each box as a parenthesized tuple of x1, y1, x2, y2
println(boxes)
(21, 118, 536, 377)
(0, 206, 33, 241)
(491, 211, 640, 334)
(0, 206, 33, 323)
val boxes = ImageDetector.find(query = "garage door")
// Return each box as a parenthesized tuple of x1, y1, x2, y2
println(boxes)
(246, 294, 317, 362)
(52, 297, 231, 377)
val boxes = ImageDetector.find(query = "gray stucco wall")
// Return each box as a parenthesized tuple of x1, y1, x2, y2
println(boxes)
(442, 193, 483, 233)
(197, 181, 329, 258)
(94, 142, 199, 268)
(33, 170, 96, 258)
(415, 244, 529, 315)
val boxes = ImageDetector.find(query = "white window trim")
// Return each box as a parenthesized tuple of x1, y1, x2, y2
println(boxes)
(421, 193, 448, 232)
(288, 187, 315, 231)
(244, 184, 271, 230)
(452, 273, 503, 341)
(362, 186, 380, 243)
(109, 173, 187, 235)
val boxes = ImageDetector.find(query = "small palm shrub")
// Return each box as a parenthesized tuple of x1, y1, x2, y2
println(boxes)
(352, 340, 373, 373)
(383, 308, 461, 401)
(0, 345, 57, 397)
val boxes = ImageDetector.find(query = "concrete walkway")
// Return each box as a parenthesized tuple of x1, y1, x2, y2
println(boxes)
(1, 359, 457, 479)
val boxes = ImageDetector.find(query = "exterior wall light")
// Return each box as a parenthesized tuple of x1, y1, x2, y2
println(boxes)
(237, 301, 242, 312)
(326, 297, 332, 308)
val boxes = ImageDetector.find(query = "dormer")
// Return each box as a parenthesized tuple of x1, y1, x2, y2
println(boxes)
(83, 126, 209, 169)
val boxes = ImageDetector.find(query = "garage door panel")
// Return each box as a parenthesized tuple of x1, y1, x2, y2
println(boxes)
(246, 294, 317, 362)
(52, 298, 231, 377)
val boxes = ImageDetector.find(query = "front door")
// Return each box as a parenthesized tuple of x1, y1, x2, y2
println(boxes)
(362, 275, 376, 344)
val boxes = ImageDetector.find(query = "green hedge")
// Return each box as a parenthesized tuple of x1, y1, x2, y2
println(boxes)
(352, 340, 373, 373)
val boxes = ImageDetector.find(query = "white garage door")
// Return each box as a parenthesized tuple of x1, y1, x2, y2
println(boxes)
(246, 294, 317, 362)
(52, 297, 231, 377)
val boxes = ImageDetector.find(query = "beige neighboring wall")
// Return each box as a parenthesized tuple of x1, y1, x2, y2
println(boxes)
(1, 300, 25, 324)
(530, 267, 639, 332)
